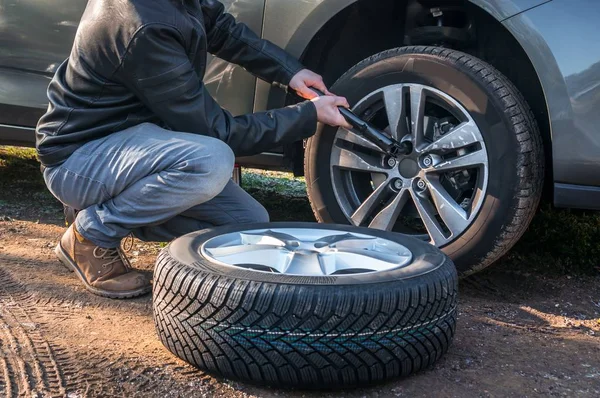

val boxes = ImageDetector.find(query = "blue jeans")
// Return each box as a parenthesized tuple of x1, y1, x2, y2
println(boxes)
(43, 123, 269, 248)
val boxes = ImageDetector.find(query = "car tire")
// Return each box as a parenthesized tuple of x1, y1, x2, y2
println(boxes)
(305, 46, 544, 276)
(153, 222, 458, 388)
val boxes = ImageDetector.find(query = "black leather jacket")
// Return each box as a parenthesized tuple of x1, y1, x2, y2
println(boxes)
(35, 0, 317, 167)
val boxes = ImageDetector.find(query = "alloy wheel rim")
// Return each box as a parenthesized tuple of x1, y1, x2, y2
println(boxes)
(201, 228, 413, 276)
(330, 83, 489, 247)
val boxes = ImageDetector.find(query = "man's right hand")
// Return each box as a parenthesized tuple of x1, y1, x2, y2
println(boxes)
(311, 96, 353, 129)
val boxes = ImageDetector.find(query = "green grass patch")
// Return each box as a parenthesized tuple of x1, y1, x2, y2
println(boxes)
(242, 168, 600, 275)
(504, 204, 600, 275)
(242, 169, 315, 223)
(0, 146, 40, 178)
(1, 146, 598, 275)
(0, 146, 55, 202)
(242, 169, 308, 197)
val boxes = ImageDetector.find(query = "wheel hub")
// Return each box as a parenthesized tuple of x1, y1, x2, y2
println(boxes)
(329, 83, 489, 247)
(399, 158, 420, 179)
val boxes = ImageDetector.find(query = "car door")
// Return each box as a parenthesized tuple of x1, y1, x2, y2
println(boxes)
(0, 0, 262, 145)
(204, 0, 264, 117)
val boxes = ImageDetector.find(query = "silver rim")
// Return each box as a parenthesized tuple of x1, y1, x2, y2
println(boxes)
(201, 228, 413, 276)
(330, 84, 489, 247)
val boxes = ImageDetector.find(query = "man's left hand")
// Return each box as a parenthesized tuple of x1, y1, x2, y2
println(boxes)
(289, 69, 332, 100)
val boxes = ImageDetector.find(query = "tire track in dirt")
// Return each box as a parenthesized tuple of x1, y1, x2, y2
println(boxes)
(0, 264, 223, 397)
(0, 325, 18, 398)
(0, 268, 69, 397)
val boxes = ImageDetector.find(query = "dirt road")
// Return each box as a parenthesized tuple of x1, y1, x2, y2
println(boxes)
(0, 147, 599, 397)
(1, 214, 599, 397)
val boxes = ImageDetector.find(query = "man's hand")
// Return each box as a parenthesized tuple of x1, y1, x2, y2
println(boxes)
(289, 69, 332, 99)
(311, 96, 353, 129)
(289, 69, 352, 129)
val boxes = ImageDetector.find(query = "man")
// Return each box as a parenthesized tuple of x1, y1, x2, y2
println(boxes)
(36, 0, 350, 299)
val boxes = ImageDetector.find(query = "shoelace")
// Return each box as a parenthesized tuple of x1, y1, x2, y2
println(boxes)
(93, 247, 128, 268)
(92, 233, 135, 270)
(121, 232, 135, 252)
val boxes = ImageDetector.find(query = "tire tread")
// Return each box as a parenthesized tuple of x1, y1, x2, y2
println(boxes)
(153, 248, 458, 388)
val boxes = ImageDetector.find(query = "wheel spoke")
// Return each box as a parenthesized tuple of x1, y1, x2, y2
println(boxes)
(424, 120, 480, 152)
(331, 145, 388, 174)
(334, 248, 409, 265)
(206, 246, 293, 273)
(368, 188, 410, 231)
(206, 243, 285, 258)
(427, 177, 470, 236)
(410, 86, 427, 149)
(284, 253, 326, 276)
(240, 231, 289, 246)
(317, 253, 337, 275)
(333, 238, 412, 258)
(321, 250, 402, 274)
(327, 238, 379, 250)
(336, 128, 385, 153)
(351, 180, 392, 226)
(426, 148, 487, 173)
(383, 85, 408, 140)
(314, 233, 372, 248)
(410, 190, 448, 246)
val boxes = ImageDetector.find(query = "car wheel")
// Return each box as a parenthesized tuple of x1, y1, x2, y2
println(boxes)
(153, 222, 458, 388)
(305, 46, 544, 276)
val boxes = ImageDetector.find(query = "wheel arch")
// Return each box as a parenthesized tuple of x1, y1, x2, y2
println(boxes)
(263, 0, 554, 197)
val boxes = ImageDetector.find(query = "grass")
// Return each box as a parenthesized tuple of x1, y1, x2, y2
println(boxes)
(504, 204, 600, 275)
(0, 146, 59, 222)
(242, 169, 308, 198)
(2, 146, 599, 275)
(0, 146, 42, 179)
(242, 168, 600, 276)
(241, 168, 315, 222)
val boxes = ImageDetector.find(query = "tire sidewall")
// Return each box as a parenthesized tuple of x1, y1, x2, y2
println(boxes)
(306, 49, 523, 274)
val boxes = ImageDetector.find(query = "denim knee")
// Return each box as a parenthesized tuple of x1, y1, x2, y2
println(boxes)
(203, 139, 234, 195)
(180, 138, 232, 199)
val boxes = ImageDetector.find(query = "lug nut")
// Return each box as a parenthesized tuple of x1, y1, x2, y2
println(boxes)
(422, 155, 433, 167)
(393, 179, 403, 190)
(387, 157, 397, 168)
(416, 179, 427, 190)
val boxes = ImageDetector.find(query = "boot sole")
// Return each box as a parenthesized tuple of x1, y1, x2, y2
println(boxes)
(54, 243, 152, 299)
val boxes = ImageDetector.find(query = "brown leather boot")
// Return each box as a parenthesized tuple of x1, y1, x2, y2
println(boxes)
(54, 224, 151, 299)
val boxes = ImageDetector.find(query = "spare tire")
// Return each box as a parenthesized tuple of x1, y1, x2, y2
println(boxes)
(153, 222, 458, 388)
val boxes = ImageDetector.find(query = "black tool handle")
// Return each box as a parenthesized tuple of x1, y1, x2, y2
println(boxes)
(309, 88, 410, 156)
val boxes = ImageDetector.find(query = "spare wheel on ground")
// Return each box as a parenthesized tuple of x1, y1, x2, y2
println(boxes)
(153, 222, 458, 388)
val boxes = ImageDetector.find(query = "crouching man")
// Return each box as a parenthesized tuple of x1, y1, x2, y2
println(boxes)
(36, 0, 350, 299)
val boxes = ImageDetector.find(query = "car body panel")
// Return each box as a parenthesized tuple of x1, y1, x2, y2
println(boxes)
(204, 0, 264, 116)
(0, 0, 85, 133)
(253, 0, 551, 112)
(0, 1, 83, 74)
(503, 0, 600, 187)
(471, 0, 553, 21)
(0, 0, 260, 141)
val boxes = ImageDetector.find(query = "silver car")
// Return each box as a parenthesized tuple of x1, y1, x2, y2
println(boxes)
(1, 0, 598, 275)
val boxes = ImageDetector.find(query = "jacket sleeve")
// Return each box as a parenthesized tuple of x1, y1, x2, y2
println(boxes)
(201, 0, 304, 87)
(116, 24, 317, 157)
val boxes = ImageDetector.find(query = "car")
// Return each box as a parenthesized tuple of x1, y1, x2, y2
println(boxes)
(1, 0, 599, 276)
